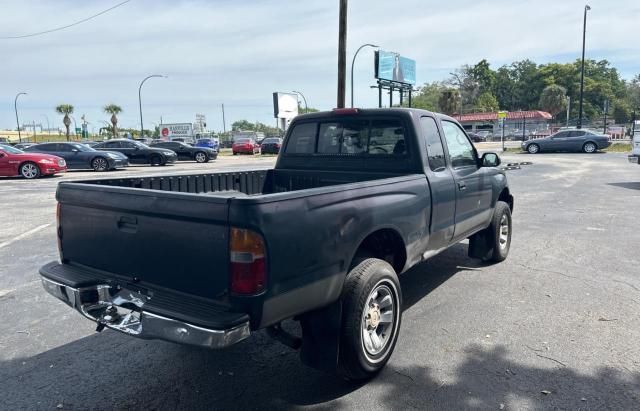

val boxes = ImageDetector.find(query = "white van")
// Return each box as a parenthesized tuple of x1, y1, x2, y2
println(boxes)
(629, 123, 640, 164)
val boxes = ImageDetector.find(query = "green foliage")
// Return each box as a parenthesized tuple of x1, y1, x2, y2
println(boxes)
(412, 82, 446, 112)
(613, 101, 631, 124)
(103, 104, 122, 115)
(475, 92, 499, 112)
(539, 84, 568, 116)
(55, 104, 74, 115)
(231, 120, 281, 137)
(438, 89, 460, 115)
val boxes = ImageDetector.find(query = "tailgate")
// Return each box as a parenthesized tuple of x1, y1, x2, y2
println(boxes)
(57, 183, 231, 299)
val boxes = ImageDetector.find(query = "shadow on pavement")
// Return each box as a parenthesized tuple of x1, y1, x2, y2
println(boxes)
(1, 245, 637, 410)
(607, 182, 640, 191)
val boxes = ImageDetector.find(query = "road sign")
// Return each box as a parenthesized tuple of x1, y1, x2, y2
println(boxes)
(75, 128, 81, 134)
(497, 111, 508, 119)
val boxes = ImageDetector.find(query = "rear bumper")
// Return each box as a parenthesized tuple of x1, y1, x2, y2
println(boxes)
(628, 155, 640, 164)
(39, 262, 250, 349)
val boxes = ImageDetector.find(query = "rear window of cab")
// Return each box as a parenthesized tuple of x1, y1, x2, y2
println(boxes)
(284, 119, 408, 156)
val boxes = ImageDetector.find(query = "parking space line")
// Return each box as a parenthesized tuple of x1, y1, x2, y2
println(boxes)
(0, 224, 52, 250)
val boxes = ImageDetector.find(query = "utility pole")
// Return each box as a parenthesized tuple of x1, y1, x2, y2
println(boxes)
(577, 4, 591, 129)
(566, 96, 571, 127)
(603, 99, 608, 134)
(221, 104, 226, 134)
(337, 0, 348, 108)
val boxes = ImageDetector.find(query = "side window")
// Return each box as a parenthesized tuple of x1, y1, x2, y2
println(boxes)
(553, 131, 570, 138)
(57, 144, 74, 152)
(568, 131, 585, 137)
(104, 141, 121, 149)
(368, 119, 406, 155)
(441, 121, 477, 169)
(121, 142, 136, 149)
(285, 123, 316, 154)
(420, 117, 446, 171)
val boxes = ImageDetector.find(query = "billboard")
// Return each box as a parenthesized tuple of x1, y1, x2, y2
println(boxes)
(375, 50, 416, 85)
(273, 92, 299, 119)
(160, 123, 193, 140)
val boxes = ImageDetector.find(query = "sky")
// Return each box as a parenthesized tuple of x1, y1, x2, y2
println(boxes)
(1, 0, 639, 133)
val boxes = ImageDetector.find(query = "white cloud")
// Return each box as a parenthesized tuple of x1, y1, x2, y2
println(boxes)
(1, 0, 638, 132)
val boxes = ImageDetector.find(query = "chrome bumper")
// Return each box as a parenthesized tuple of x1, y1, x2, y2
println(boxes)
(41, 276, 250, 349)
(628, 155, 639, 164)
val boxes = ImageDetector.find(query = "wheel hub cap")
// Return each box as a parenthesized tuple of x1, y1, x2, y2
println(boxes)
(361, 284, 395, 356)
(499, 214, 509, 249)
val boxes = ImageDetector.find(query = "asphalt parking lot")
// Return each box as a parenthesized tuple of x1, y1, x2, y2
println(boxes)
(1, 152, 639, 410)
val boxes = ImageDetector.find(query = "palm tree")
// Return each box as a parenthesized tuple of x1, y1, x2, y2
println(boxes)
(55, 104, 74, 141)
(103, 104, 123, 139)
(438, 89, 461, 116)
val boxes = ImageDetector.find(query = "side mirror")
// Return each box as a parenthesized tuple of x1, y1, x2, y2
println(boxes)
(71, 149, 79, 153)
(481, 152, 501, 167)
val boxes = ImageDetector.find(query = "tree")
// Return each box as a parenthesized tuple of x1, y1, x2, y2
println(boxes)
(412, 82, 446, 112)
(55, 104, 74, 141)
(539, 85, 568, 119)
(475, 92, 499, 112)
(470, 59, 495, 94)
(103, 104, 122, 139)
(438, 89, 460, 115)
(231, 120, 255, 131)
(612, 101, 631, 124)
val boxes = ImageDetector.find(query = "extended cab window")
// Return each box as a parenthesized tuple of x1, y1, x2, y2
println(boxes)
(441, 121, 477, 168)
(420, 117, 446, 171)
(285, 123, 316, 154)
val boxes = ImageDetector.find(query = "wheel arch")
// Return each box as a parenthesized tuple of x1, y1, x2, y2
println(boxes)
(349, 227, 407, 274)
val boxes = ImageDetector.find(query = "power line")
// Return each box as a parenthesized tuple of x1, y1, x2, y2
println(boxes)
(0, 0, 132, 40)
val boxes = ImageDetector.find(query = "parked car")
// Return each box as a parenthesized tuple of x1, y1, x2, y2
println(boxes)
(38, 108, 513, 380)
(476, 130, 492, 140)
(14, 142, 39, 150)
(151, 141, 217, 162)
(195, 138, 220, 152)
(92, 139, 177, 165)
(467, 132, 484, 143)
(260, 137, 283, 154)
(232, 138, 260, 155)
(521, 129, 611, 154)
(25, 142, 128, 171)
(0, 144, 66, 179)
(629, 129, 640, 164)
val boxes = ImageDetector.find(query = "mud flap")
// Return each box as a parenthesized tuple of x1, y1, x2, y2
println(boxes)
(299, 299, 342, 372)
(468, 229, 494, 260)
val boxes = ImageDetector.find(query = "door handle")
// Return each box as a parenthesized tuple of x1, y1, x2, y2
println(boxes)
(458, 182, 467, 191)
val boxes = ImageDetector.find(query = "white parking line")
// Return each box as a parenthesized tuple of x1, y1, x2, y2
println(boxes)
(0, 224, 52, 250)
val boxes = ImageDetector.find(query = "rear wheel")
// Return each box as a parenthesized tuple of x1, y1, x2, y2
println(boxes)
(527, 143, 540, 154)
(583, 142, 597, 153)
(194, 151, 207, 163)
(338, 258, 402, 380)
(20, 162, 41, 179)
(91, 157, 109, 171)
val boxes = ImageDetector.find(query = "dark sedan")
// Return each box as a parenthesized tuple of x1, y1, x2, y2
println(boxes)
(25, 142, 129, 171)
(14, 142, 39, 150)
(93, 139, 177, 166)
(150, 141, 217, 162)
(521, 129, 611, 154)
(260, 137, 282, 154)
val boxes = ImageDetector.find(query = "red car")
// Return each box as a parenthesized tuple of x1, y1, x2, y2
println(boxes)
(232, 138, 260, 155)
(0, 145, 67, 179)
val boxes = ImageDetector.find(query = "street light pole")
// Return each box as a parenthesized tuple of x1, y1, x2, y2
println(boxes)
(566, 96, 571, 127)
(337, 0, 348, 108)
(577, 4, 591, 129)
(292, 90, 308, 113)
(139, 74, 166, 138)
(41, 114, 50, 135)
(14, 92, 27, 143)
(350, 43, 378, 108)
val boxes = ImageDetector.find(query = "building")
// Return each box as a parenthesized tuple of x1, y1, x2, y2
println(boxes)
(454, 110, 553, 138)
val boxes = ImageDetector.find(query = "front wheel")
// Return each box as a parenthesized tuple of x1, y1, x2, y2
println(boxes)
(20, 162, 41, 179)
(483, 201, 512, 263)
(527, 143, 540, 154)
(194, 152, 207, 163)
(91, 157, 109, 171)
(583, 142, 597, 153)
(338, 258, 402, 380)
(149, 155, 162, 166)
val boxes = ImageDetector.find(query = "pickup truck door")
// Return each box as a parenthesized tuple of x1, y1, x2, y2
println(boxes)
(440, 120, 493, 240)
(420, 116, 455, 250)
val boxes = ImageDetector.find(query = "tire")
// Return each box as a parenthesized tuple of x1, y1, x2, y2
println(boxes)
(582, 142, 597, 153)
(91, 157, 109, 171)
(194, 152, 207, 163)
(20, 162, 41, 179)
(527, 143, 540, 154)
(483, 201, 512, 263)
(233, 152, 238, 156)
(338, 258, 402, 381)
(150, 155, 162, 166)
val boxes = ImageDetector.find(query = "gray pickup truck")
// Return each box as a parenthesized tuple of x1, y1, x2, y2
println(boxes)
(40, 108, 513, 380)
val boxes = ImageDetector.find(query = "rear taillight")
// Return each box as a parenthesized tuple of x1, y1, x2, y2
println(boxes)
(230, 228, 267, 295)
(56, 202, 63, 259)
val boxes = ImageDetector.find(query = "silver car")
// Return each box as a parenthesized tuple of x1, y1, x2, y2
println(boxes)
(522, 129, 611, 154)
